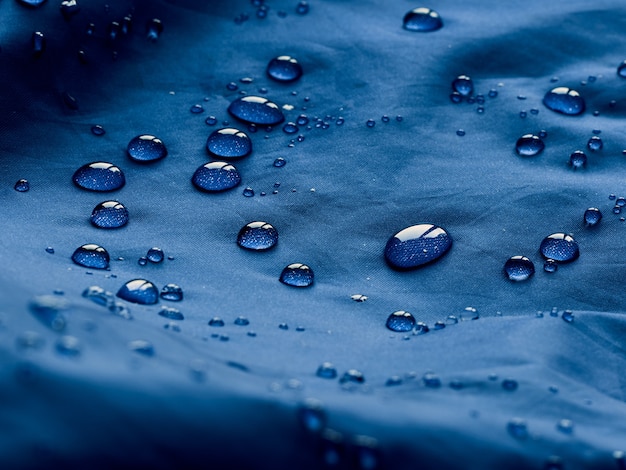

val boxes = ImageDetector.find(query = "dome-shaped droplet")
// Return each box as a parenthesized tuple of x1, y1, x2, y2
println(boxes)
(583, 208, 602, 227)
(117, 279, 159, 304)
(543, 87, 585, 115)
(228, 96, 285, 125)
(129, 339, 155, 356)
(403, 7, 443, 32)
(208, 317, 225, 327)
(158, 306, 184, 320)
(539, 233, 579, 263)
(568, 150, 587, 169)
(279, 263, 314, 287)
(17, 0, 47, 8)
(267, 55, 303, 83)
(146, 18, 163, 42)
(515, 134, 545, 157)
(234, 316, 250, 326)
(14, 179, 30, 192)
(127, 135, 167, 162)
(146, 247, 164, 263)
(90, 200, 129, 228)
(386, 310, 416, 332)
(206, 128, 252, 159)
(543, 259, 558, 273)
(384, 223, 452, 270)
(31, 31, 46, 57)
(273, 157, 286, 167)
(618, 60, 626, 78)
(56, 335, 81, 357)
(71, 244, 110, 269)
(296, 1, 309, 15)
(503, 256, 535, 282)
(160, 283, 183, 301)
(60, 0, 80, 20)
(237, 221, 278, 251)
(73, 162, 125, 192)
(91, 125, 105, 136)
(283, 122, 299, 134)
(192, 161, 242, 192)
(587, 136, 603, 151)
(340, 369, 365, 384)
(452, 75, 473, 97)
(316, 362, 338, 379)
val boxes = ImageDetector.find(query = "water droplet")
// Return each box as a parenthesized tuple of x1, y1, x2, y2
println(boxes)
(282, 122, 299, 134)
(403, 7, 443, 32)
(336, 117, 345, 125)
(127, 135, 167, 163)
(423, 372, 441, 388)
(208, 317, 225, 327)
(73, 162, 125, 192)
(273, 157, 286, 167)
(206, 128, 252, 159)
(82, 285, 113, 306)
(433, 321, 446, 330)
(267, 55, 303, 83)
(234, 316, 250, 326)
(117, 279, 159, 305)
(90, 200, 129, 229)
(146, 247, 164, 263)
(556, 419, 574, 434)
(386, 310, 416, 332)
(297, 398, 326, 433)
(351, 294, 368, 302)
(452, 75, 473, 97)
(540, 233, 579, 263)
(190, 104, 204, 114)
(29, 295, 68, 331)
(366, 119, 376, 128)
(507, 418, 529, 439)
(71, 244, 110, 269)
(237, 221, 278, 251)
(617, 197, 626, 207)
(543, 87, 585, 115)
(279, 263, 314, 287)
(158, 306, 184, 320)
(413, 322, 429, 335)
(456, 129, 465, 136)
(129, 339, 154, 356)
(568, 150, 587, 169)
(618, 60, 626, 78)
(316, 362, 337, 379)
(60, 0, 80, 20)
(583, 208, 602, 227)
(56, 335, 81, 357)
(386, 376, 403, 386)
(160, 283, 183, 301)
(228, 96, 285, 125)
(31, 31, 46, 57)
(587, 136, 603, 151)
(353, 435, 381, 470)
(296, 1, 309, 15)
(88, 125, 106, 137)
(146, 18, 163, 42)
(515, 134, 545, 157)
(381, 115, 390, 123)
(205, 116, 218, 126)
(14, 179, 30, 192)
(243, 187, 255, 197)
(192, 161, 242, 192)
(543, 259, 558, 273)
(502, 378, 518, 391)
(278, 322, 289, 330)
(45, 246, 55, 254)
(384, 224, 452, 270)
(504, 256, 535, 281)
(561, 310, 574, 323)
(138, 257, 148, 266)
(340, 369, 365, 384)
(17, 0, 47, 7)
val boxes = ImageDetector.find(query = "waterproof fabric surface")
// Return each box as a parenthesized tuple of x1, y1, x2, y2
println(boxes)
(2, 1, 626, 469)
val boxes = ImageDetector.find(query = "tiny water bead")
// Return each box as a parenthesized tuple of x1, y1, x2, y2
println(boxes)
(543, 87, 585, 115)
(192, 162, 242, 192)
(147, 247, 164, 263)
(127, 135, 167, 162)
(283, 122, 299, 134)
(568, 150, 587, 169)
(503, 256, 535, 282)
(515, 134, 545, 157)
(30, 295, 68, 331)
(402, 7, 443, 32)
(71, 244, 110, 269)
(138, 257, 148, 266)
(14, 179, 30, 192)
(117, 279, 159, 304)
(273, 157, 286, 167)
(243, 187, 255, 197)
(452, 75, 473, 97)
(386, 311, 416, 332)
(82, 285, 113, 306)
(73, 162, 125, 192)
(267, 56, 303, 83)
(587, 136, 603, 151)
(366, 119, 376, 128)
(205, 116, 218, 126)
(91, 125, 106, 136)
(228, 96, 285, 125)
(316, 362, 338, 379)
(502, 378, 519, 391)
(190, 104, 204, 114)
(237, 221, 279, 251)
(160, 283, 183, 301)
(296, 1, 309, 15)
(456, 129, 465, 137)
(423, 372, 441, 388)
(279, 263, 314, 287)
(159, 306, 184, 320)
(544, 259, 558, 273)
(584, 208, 602, 227)
(60, 0, 80, 20)
(90, 201, 129, 228)
(298, 399, 326, 434)
(384, 224, 452, 270)
(540, 233, 579, 262)
(206, 128, 252, 159)
(208, 317, 225, 327)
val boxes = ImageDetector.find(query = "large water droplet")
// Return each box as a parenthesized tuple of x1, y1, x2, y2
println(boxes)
(584, 208, 602, 227)
(279, 263, 314, 287)
(206, 128, 252, 159)
(71, 244, 110, 269)
(228, 96, 285, 125)
(14, 179, 30, 192)
(452, 75, 473, 97)
(403, 7, 443, 32)
(73, 162, 125, 192)
(90, 200, 129, 228)
(17, 0, 47, 7)
(543, 87, 585, 115)
(386, 310, 416, 332)
(192, 162, 242, 192)
(160, 283, 183, 301)
(540, 233, 579, 263)
(267, 55, 303, 83)
(117, 279, 159, 304)
(237, 221, 278, 251)
(384, 224, 452, 270)
(503, 256, 535, 282)
(515, 134, 545, 157)
(127, 135, 167, 162)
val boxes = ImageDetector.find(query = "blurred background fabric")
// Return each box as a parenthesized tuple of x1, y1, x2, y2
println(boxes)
(1, 0, 626, 468)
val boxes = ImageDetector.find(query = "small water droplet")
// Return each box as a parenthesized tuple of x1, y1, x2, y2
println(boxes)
(556, 419, 574, 434)
(146, 247, 164, 263)
(316, 362, 337, 379)
(29, 295, 68, 331)
(160, 283, 183, 301)
(208, 317, 225, 327)
(282, 122, 299, 134)
(82, 285, 113, 306)
(45, 247, 55, 254)
(71, 244, 110, 269)
(206, 128, 252, 159)
(205, 116, 218, 126)
(507, 418, 529, 439)
(90, 125, 106, 137)
(519, 110, 527, 118)
(267, 55, 303, 82)
(59, 0, 80, 20)
(56, 335, 81, 357)
(568, 150, 587, 169)
(504, 256, 535, 281)
(456, 129, 465, 136)
(386, 310, 416, 332)
(31, 31, 46, 57)
(237, 221, 278, 251)
(242, 187, 255, 197)
(117, 279, 159, 304)
(279, 263, 314, 287)
(234, 316, 250, 326)
(16, 331, 45, 350)
(297, 398, 326, 433)
(540, 233, 579, 262)
(543, 87, 585, 115)
(340, 369, 365, 384)
(423, 372, 441, 388)
(587, 136, 603, 151)
(129, 339, 154, 356)
(543, 259, 558, 273)
(73, 162, 125, 192)
(433, 321, 446, 330)
(515, 134, 545, 157)
(403, 7, 443, 32)
(583, 208, 602, 227)
(386, 376, 403, 386)
(273, 157, 287, 167)
(414, 322, 429, 334)
(384, 223, 452, 270)
(351, 294, 368, 302)
(502, 378, 518, 391)
(617, 197, 626, 207)
(561, 310, 574, 323)
(146, 18, 163, 42)
(14, 179, 30, 192)
(228, 96, 285, 125)
(192, 161, 242, 192)
(278, 322, 289, 330)
(138, 257, 148, 266)
(452, 75, 473, 97)
(127, 135, 167, 163)
(158, 306, 184, 320)
(296, 0, 309, 15)
(336, 117, 345, 125)
(366, 119, 376, 128)
(90, 200, 129, 229)
(189, 104, 204, 114)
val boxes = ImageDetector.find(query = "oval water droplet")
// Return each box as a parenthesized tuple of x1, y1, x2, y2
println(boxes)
(543, 87, 585, 115)
(568, 150, 587, 169)
(208, 317, 225, 327)
(561, 310, 574, 323)
(60, 0, 80, 20)
(91, 125, 105, 136)
(403, 7, 443, 32)
(56, 335, 81, 357)
(192, 161, 242, 192)
(273, 157, 286, 167)
(423, 372, 441, 388)
(127, 135, 167, 162)
(515, 134, 545, 157)
(316, 362, 338, 379)
(296, 1, 309, 15)
(234, 316, 250, 326)
(160, 283, 183, 301)
(206, 128, 252, 159)
(14, 179, 30, 192)
(540, 233, 579, 263)
(146, 247, 164, 263)
(73, 162, 125, 192)
(228, 96, 285, 125)
(507, 418, 529, 439)
(452, 75, 473, 97)
(71, 244, 110, 269)
(158, 306, 184, 320)
(267, 55, 303, 83)
(583, 208, 602, 227)
(129, 339, 154, 356)
(503, 256, 535, 282)
(543, 259, 558, 273)
(117, 279, 159, 304)
(90, 200, 129, 228)
(82, 285, 113, 306)
(237, 221, 278, 251)
(282, 122, 299, 134)
(279, 263, 314, 287)
(384, 224, 452, 270)
(502, 378, 519, 391)
(587, 136, 603, 151)
(29, 295, 68, 331)
(340, 369, 365, 384)
(386, 310, 416, 332)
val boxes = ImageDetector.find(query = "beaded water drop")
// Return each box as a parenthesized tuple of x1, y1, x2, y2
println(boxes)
(117, 279, 159, 304)
(73, 162, 125, 191)
(515, 134, 545, 157)
(160, 283, 183, 301)
(279, 263, 314, 287)
(539, 233, 579, 262)
(267, 55, 303, 82)
(237, 221, 279, 251)
(14, 179, 30, 192)
(583, 208, 602, 227)
(386, 310, 416, 332)
(402, 7, 443, 32)
(587, 136, 603, 151)
(503, 256, 535, 281)
(452, 75, 473, 97)
(90, 201, 129, 228)
(192, 162, 242, 192)
(206, 128, 252, 159)
(384, 224, 452, 270)
(228, 96, 285, 125)
(543, 87, 585, 115)
(127, 135, 167, 162)
(569, 150, 587, 169)
(71, 244, 110, 269)
(147, 247, 164, 263)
